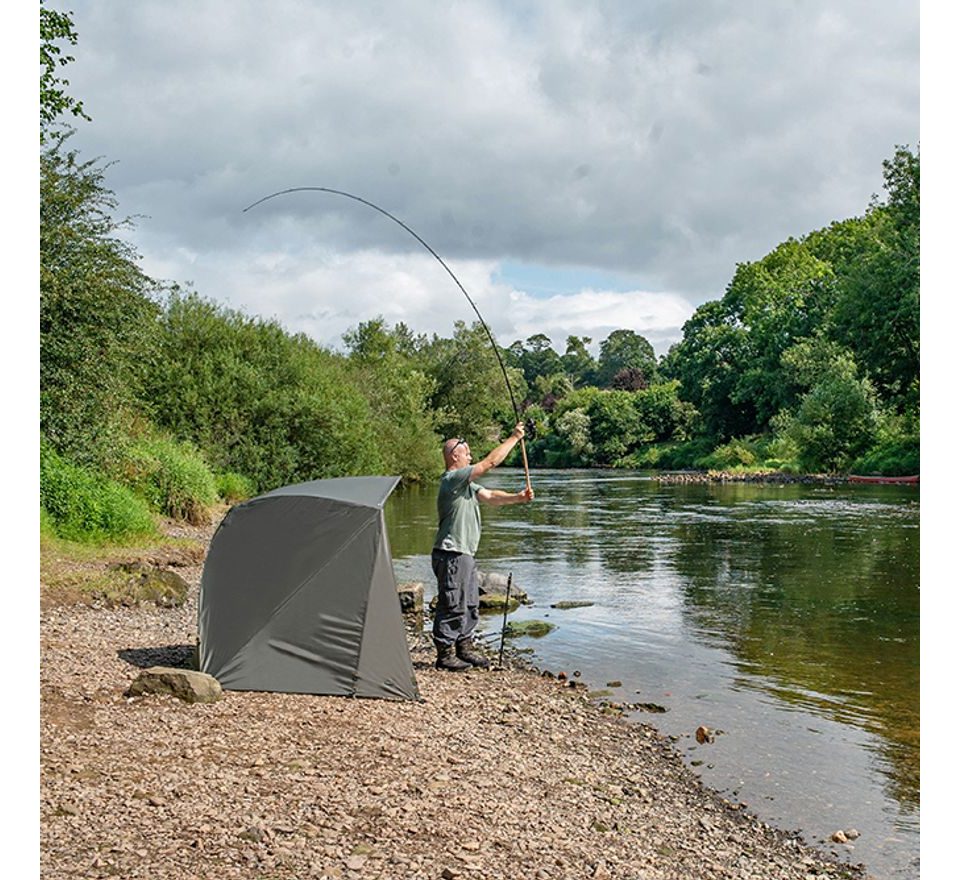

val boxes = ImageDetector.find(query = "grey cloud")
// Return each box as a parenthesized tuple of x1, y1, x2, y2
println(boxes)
(60, 0, 917, 312)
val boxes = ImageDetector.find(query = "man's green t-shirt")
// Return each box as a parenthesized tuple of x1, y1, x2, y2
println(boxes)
(434, 466, 484, 556)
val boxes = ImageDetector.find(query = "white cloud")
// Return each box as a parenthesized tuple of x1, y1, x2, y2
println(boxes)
(53, 0, 918, 350)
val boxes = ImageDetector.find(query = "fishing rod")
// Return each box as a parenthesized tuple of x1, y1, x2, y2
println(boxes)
(243, 187, 532, 491)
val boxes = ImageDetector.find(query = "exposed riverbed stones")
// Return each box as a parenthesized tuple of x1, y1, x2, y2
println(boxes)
(656, 470, 847, 486)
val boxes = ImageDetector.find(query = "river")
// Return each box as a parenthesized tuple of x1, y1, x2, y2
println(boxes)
(385, 468, 920, 879)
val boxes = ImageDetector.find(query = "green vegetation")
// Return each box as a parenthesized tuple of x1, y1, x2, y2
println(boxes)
(40, 441, 157, 543)
(38, 11, 919, 551)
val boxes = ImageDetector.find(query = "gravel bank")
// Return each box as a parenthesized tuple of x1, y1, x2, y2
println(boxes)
(41, 527, 865, 880)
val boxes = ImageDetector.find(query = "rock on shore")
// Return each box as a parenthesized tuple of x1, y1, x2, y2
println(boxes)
(40, 523, 863, 880)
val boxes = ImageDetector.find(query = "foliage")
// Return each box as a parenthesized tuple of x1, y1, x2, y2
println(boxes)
(343, 318, 441, 481)
(417, 321, 527, 449)
(830, 147, 920, 410)
(661, 300, 757, 441)
(40, 441, 157, 543)
(109, 435, 219, 524)
(849, 413, 920, 476)
(146, 292, 384, 492)
(773, 350, 880, 472)
(40, 1, 91, 140)
(596, 329, 657, 388)
(215, 471, 256, 503)
(509, 333, 563, 387)
(40, 136, 162, 467)
(561, 336, 597, 387)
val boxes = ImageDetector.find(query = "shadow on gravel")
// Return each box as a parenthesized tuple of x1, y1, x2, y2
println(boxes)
(118, 644, 196, 669)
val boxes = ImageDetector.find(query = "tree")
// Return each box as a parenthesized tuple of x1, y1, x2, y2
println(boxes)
(560, 335, 597, 387)
(343, 318, 440, 481)
(596, 329, 657, 388)
(661, 301, 757, 441)
(510, 333, 563, 387)
(773, 342, 880, 472)
(147, 293, 384, 490)
(40, 137, 161, 465)
(40, 1, 91, 141)
(418, 321, 527, 447)
(587, 391, 640, 464)
(830, 147, 919, 410)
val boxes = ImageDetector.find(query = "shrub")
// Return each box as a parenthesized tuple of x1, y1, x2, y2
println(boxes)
(698, 438, 760, 470)
(850, 436, 920, 476)
(216, 471, 256, 503)
(40, 441, 156, 543)
(111, 436, 218, 523)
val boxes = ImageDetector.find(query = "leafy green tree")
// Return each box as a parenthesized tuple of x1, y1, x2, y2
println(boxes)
(418, 321, 527, 448)
(40, 1, 91, 141)
(560, 335, 597, 387)
(146, 292, 383, 490)
(551, 408, 594, 466)
(343, 318, 440, 481)
(587, 391, 640, 464)
(514, 333, 563, 387)
(774, 343, 880, 472)
(723, 239, 837, 426)
(634, 381, 697, 443)
(596, 329, 657, 388)
(532, 372, 574, 410)
(831, 147, 919, 410)
(40, 137, 161, 465)
(661, 301, 757, 441)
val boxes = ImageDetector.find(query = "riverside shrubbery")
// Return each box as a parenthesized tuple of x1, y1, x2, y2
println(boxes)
(110, 435, 219, 524)
(40, 442, 157, 543)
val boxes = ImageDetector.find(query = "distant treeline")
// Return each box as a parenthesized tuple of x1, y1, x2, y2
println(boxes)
(39, 133, 918, 542)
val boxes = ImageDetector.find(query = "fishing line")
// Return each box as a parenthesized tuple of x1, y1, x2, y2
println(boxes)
(243, 186, 531, 487)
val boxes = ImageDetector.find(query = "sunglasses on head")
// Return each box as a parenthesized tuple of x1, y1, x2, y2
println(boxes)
(451, 438, 467, 451)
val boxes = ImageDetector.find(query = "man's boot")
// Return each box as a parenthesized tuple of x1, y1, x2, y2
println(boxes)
(435, 643, 471, 672)
(456, 637, 490, 669)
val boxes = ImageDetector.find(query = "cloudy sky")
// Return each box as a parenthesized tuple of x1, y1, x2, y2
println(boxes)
(47, 0, 918, 356)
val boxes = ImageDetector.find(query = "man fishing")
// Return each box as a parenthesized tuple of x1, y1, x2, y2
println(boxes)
(432, 423, 534, 671)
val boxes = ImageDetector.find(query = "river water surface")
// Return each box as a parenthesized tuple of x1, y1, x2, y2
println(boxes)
(385, 469, 920, 880)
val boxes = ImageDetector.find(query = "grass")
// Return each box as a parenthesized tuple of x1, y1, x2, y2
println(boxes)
(40, 521, 209, 609)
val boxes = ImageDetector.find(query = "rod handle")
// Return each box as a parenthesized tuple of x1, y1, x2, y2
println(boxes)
(520, 438, 532, 493)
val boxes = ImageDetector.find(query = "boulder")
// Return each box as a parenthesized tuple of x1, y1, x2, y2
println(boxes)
(127, 666, 223, 703)
(109, 562, 190, 607)
(397, 581, 424, 632)
(397, 581, 423, 614)
(477, 570, 529, 611)
(503, 620, 555, 638)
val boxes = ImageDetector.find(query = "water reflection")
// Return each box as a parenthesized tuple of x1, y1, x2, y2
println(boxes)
(385, 470, 920, 878)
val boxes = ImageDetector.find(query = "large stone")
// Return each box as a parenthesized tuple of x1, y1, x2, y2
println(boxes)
(397, 581, 424, 632)
(397, 581, 423, 614)
(503, 620, 555, 638)
(427, 570, 531, 613)
(109, 562, 190, 607)
(127, 666, 223, 703)
(477, 570, 529, 612)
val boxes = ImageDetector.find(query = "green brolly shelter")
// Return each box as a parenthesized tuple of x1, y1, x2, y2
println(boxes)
(198, 476, 419, 700)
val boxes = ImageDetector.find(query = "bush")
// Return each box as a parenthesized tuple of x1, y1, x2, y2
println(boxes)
(40, 441, 156, 543)
(216, 471, 255, 503)
(850, 436, 920, 476)
(698, 438, 761, 470)
(111, 436, 218, 523)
